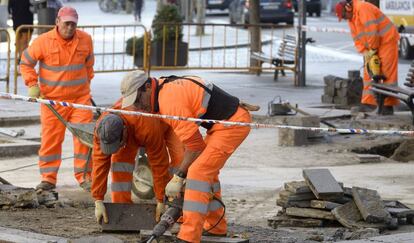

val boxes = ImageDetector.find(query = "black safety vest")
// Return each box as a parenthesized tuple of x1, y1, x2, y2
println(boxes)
(154, 76, 240, 129)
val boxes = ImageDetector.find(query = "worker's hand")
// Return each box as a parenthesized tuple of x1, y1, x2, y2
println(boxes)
(165, 174, 185, 199)
(94, 200, 108, 224)
(28, 85, 40, 98)
(155, 202, 166, 222)
(363, 49, 377, 62)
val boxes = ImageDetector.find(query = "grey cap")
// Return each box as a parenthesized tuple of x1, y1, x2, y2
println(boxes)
(96, 114, 124, 155)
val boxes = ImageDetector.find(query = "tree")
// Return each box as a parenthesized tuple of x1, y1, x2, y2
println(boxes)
(249, 0, 261, 73)
(195, 0, 205, 36)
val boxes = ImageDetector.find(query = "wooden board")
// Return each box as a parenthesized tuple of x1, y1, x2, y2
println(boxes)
(352, 187, 392, 223)
(100, 203, 156, 232)
(332, 201, 386, 229)
(303, 169, 343, 200)
(268, 215, 324, 228)
(285, 207, 336, 220)
(310, 200, 342, 210)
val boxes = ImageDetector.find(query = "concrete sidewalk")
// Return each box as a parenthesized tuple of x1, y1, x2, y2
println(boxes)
(338, 232, 414, 243)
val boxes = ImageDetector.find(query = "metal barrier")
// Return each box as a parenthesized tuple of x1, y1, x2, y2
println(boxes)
(0, 28, 11, 93)
(13, 24, 149, 94)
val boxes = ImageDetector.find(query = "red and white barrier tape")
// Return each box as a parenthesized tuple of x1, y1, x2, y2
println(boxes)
(302, 25, 414, 38)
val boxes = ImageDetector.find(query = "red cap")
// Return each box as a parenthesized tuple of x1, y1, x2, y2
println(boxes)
(57, 6, 78, 24)
(335, 1, 347, 21)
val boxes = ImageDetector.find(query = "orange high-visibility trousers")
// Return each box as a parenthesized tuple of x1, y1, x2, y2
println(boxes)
(38, 95, 93, 185)
(178, 107, 251, 243)
(362, 41, 399, 106)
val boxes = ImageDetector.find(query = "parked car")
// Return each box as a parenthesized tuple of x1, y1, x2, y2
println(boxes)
(206, 0, 235, 10)
(292, 0, 321, 17)
(229, 0, 294, 25)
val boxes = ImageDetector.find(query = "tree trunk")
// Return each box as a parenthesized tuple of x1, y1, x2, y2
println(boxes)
(249, 0, 261, 73)
(195, 0, 205, 36)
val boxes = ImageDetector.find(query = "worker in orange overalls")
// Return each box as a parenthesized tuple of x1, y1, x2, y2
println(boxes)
(20, 7, 95, 191)
(120, 71, 256, 243)
(335, 0, 400, 115)
(91, 96, 184, 224)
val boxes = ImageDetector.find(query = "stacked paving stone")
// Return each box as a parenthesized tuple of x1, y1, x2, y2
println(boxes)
(268, 169, 414, 230)
(321, 70, 363, 107)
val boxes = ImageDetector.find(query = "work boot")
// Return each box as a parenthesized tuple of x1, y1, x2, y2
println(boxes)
(379, 106, 394, 116)
(79, 180, 91, 192)
(35, 181, 56, 192)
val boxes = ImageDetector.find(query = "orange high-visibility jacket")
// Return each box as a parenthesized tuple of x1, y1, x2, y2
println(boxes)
(91, 101, 180, 202)
(20, 27, 94, 100)
(348, 0, 399, 53)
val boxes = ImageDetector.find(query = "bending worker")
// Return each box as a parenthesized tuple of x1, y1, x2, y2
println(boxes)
(120, 71, 256, 243)
(92, 72, 184, 224)
(335, 0, 399, 115)
(20, 7, 95, 191)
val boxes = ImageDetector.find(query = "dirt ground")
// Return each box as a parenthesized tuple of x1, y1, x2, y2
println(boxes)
(1, 117, 414, 242)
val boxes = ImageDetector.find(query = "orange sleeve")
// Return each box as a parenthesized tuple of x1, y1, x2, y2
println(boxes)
(183, 130, 206, 152)
(357, 6, 380, 50)
(85, 34, 94, 82)
(349, 21, 366, 53)
(20, 37, 43, 87)
(91, 130, 111, 201)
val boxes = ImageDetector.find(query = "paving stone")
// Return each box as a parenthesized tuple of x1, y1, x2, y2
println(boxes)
(278, 116, 320, 146)
(303, 169, 344, 200)
(268, 215, 324, 228)
(285, 207, 336, 220)
(321, 94, 334, 104)
(348, 70, 361, 79)
(386, 208, 414, 218)
(352, 187, 392, 223)
(332, 201, 386, 229)
(279, 190, 316, 201)
(0, 184, 38, 208)
(276, 198, 311, 208)
(324, 85, 336, 97)
(284, 181, 311, 194)
(100, 203, 156, 232)
(357, 154, 381, 163)
(310, 200, 342, 210)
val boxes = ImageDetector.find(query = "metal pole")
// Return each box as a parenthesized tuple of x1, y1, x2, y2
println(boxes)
(297, 0, 307, 87)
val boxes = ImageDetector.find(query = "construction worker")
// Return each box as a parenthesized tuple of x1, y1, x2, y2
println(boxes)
(335, 0, 400, 115)
(20, 6, 95, 191)
(92, 96, 184, 224)
(120, 71, 255, 243)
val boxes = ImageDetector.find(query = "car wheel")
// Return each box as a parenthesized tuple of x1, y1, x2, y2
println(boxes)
(131, 151, 155, 200)
(400, 37, 414, 59)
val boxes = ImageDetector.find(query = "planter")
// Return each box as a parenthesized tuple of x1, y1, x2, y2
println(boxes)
(133, 41, 188, 67)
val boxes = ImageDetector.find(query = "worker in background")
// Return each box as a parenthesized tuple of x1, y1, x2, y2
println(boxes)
(335, 0, 399, 115)
(92, 90, 184, 223)
(120, 71, 256, 243)
(20, 6, 95, 192)
(133, 0, 143, 22)
(8, 0, 34, 60)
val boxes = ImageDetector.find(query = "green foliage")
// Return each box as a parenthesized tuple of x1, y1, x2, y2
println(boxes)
(125, 36, 145, 56)
(151, 4, 183, 43)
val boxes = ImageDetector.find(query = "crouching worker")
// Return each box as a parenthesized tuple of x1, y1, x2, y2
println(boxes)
(120, 71, 258, 243)
(91, 73, 184, 224)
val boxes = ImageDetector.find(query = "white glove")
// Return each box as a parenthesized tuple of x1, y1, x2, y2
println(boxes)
(155, 202, 166, 222)
(95, 200, 108, 224)
(165, 174, 185, 199)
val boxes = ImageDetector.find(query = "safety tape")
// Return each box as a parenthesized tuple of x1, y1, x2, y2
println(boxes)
(1, 92, 414, 136)
(302, 25, 414, 38)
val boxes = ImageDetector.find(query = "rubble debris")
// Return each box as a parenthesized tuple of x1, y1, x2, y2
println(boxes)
(303, 169, 344, 200)
(284, 181, 311, 194)
(352, 187, 392, 223)
(332, 201, 386, 229)
(321, 71, 362, 107)
(357, 154, 381, 163)
(0, 184, 38, 208)
(286, 207, 336, 220)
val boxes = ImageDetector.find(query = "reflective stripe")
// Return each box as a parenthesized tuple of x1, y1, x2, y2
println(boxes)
(23, 49, 37, 66)
(353, 32, 364, 42)
(363, 90, 375, 96)
(111, 162, 134, 173)
(20, 60, 33, 67)
(40, 62, 85, 72)
(39, 154, 61, 162)
(364, 14, 385, 28)
(39, 77, 87, 87)
(183, 200, 208, 214)
(208, 199, 223, 212)
(74, 167, 92, 173)
(40, 167, 59, 174)
(186, 179, 212, 193)
(111, 182, 132, 192)
(382, 82, 398, 87)
(74, 153, 89, 161)
(353, 21, 393, 41)
(378, 22, 393, 36)
(212, 182, 221, 193)
(86, 54, 94, 62)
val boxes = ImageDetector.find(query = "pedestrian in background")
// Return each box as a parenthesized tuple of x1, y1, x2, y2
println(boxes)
(134, 0, 143, 22)
(20, 6, 95, 192)
(8, 0, 34, 60)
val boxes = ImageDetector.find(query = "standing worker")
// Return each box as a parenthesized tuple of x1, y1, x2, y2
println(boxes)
(335, 0, 400, 115)
(133, 0, 143, 22)
(92, 96, 184, 224)
(120, 71, 257, 243)
(8, 0, 34, 60)
(20, 6, 95, 192)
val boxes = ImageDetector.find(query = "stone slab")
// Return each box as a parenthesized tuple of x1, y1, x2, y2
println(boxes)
(276, 198, 311, 208)
(0, 226, 67, 243)
(352, 187, 392, 223)
(278, 116, 320, 146)
(0, 138, 40, 158)
(140, 230, 249, 243)
(357, 154, 381, 163)
(268, 215, 324, 228)
(337, 232, 414, 243)
(310, 200, 342, 210)
(303, 169, 344, 200)
(0, 184, 38, 208)
(332, 201, 386, 229)
(284, 181, 311, 194)
(279, 190, 316, 201)
(285, 207, 336, 220)
(386, 208, 414, 218)
(100, 203, 156, 232)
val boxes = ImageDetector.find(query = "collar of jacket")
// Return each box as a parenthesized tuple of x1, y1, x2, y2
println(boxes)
(49, 27, 80, 45)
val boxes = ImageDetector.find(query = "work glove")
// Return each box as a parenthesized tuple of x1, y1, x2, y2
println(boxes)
(94, 200, 108, 224)
(28, 85, 40, 98)
(165, 174, 185, 199)
(363, 49, 377, 63)
(155, 202, 166, 222)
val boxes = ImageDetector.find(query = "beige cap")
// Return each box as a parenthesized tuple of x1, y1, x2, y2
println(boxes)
(120, 70, 148, 108)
